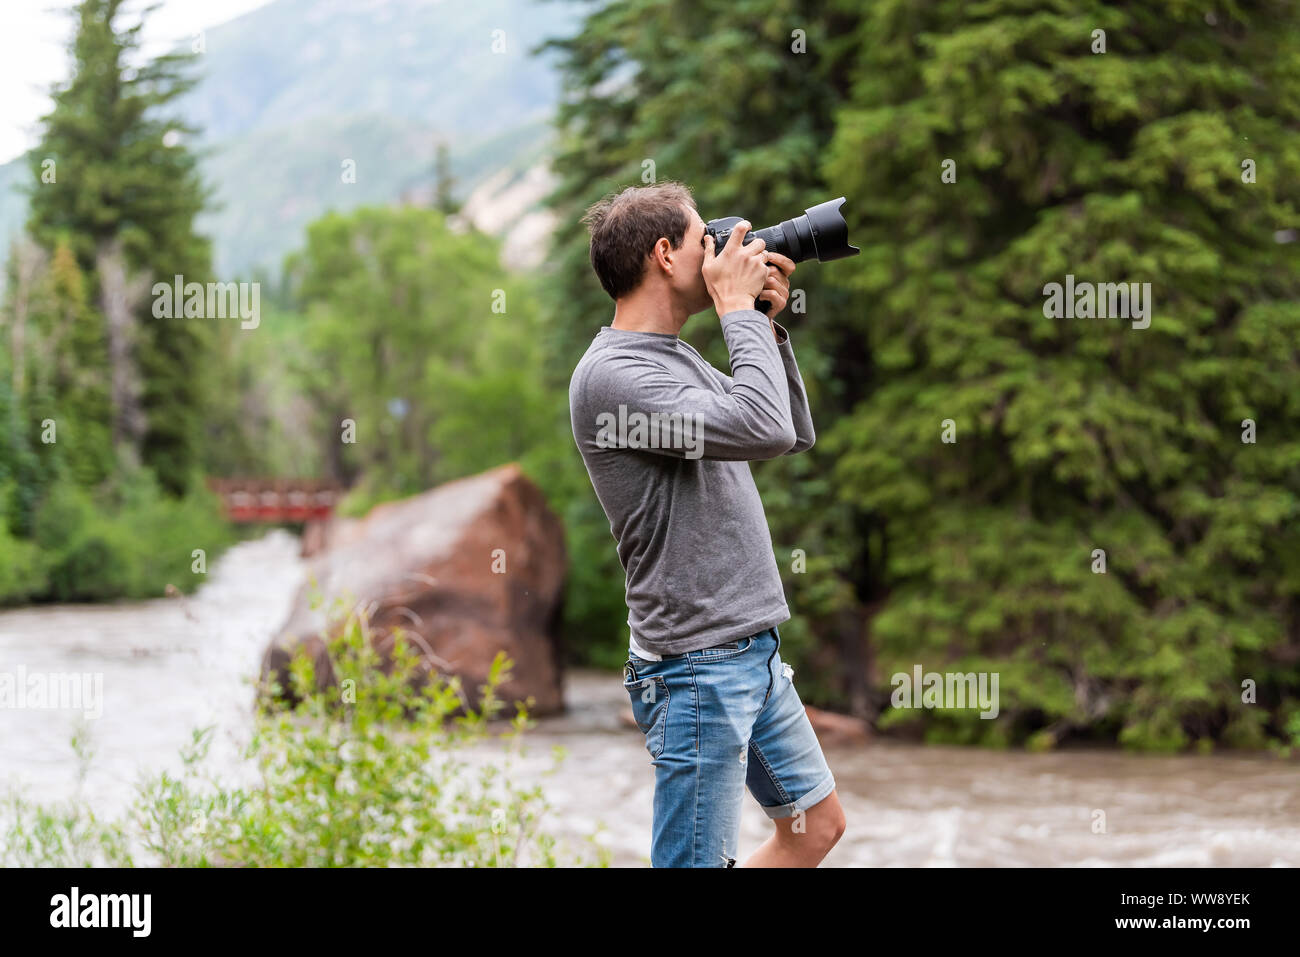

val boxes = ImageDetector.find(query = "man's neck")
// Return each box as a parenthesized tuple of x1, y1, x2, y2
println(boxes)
(610, 293, 688, 335)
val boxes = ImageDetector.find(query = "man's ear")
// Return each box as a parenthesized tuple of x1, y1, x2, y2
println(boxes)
(653, 237, 674, 273)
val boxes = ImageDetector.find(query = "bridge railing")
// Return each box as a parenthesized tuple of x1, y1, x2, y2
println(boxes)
(206, 478, 344, 523)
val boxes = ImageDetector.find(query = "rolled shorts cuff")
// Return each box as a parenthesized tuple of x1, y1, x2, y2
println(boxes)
(759, 771, 836, 820)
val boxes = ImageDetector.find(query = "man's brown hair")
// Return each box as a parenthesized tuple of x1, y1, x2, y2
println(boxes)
(580, 181, 697, 301)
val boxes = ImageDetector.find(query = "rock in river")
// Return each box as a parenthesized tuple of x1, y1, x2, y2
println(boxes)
(258, 463, 567, 716)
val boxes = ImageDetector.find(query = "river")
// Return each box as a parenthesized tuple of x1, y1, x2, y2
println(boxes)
(2, 531, 1297, 866)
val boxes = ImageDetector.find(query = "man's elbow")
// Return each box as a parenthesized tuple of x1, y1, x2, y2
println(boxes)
(787, 428, 815, 455)
(757, 422, 799, 459)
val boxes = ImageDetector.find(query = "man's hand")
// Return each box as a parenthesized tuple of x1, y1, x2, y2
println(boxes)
(702, 220, 769, 318)
(756, 251, 796, 319)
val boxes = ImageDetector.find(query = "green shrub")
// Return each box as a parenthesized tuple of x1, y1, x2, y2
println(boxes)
(0, 526, 46, 603)
(20, 470, 234, 603)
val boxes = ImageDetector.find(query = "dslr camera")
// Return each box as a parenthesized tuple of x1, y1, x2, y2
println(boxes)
(704, 197, 859, 313)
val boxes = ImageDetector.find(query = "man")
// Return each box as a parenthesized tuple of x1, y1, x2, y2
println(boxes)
(568, 181, 845, 867)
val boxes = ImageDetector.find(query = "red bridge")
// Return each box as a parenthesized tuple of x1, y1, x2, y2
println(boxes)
(206, 478, 344, 524)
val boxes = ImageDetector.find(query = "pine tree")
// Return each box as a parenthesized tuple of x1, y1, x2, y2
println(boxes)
(824, 0, 1300, 749)
(434, 141, 458, 215)
(0, 241, 54, 538)
(41, 242, 113, 486)
(26, 0, 212, 494)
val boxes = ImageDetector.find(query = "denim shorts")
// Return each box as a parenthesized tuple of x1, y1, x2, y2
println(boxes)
(622, 625, 837, 867)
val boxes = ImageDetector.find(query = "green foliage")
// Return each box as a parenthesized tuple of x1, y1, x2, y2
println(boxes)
(282, 204, 559, 495)
(198, 296, 324, 479)
(274, 205, 592, 642)
(0, 358, 54, 542)
(21, 242, 115, 487)
(0, 0, 237, 604)
(0, 524, 46, 604)
(11, 469, 233, 604)
(0, 723, 132, 867)
(25, 0, 213, 495)
(820, 0, 1300, 750)
(0, 602, 607, 867)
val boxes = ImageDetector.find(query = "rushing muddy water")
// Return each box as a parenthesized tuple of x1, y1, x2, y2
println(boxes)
(2, 531, 1297, 866)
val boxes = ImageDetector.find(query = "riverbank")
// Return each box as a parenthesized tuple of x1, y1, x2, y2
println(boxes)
(0, 529, 304, 816)
(470, 667, 1300, 867)
(2, 530, 1298, 866)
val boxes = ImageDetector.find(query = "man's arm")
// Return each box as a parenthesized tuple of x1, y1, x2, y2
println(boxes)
(771, 319, 815, 454)
(697, 318, 815, 455)
(573, 309, 797, 462)
(743, 249, 813, 455)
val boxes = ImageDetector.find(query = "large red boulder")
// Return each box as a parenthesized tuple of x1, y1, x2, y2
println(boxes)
(259, 463, 567, 716)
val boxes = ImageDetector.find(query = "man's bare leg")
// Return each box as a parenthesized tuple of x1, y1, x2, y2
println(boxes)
(740, 790, 846, 867)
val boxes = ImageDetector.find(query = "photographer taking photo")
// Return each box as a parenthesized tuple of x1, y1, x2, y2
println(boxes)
(568, 181, 845, 868)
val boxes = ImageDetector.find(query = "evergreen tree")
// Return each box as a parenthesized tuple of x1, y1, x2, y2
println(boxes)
(26, 0, 212, 494)
(434, 141, 459, 215)
(823, 0, 1300, 749)
(32, 242, 114, 487)
(0, 241, 54, 540)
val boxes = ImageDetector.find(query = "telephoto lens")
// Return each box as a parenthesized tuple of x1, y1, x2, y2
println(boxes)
(704, 197, 859, 313)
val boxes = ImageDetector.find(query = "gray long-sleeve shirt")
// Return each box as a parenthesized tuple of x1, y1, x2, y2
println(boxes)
(568, 308, 815, 658)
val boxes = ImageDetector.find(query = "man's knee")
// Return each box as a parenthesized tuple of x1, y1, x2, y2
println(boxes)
(789, 792, 845, 852)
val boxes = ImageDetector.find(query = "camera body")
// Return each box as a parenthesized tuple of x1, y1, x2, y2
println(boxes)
(704, 197, 859, 313)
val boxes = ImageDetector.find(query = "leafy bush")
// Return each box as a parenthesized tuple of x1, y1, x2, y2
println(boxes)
(15, 469, 234, 604)
(0, 525, 46, 604)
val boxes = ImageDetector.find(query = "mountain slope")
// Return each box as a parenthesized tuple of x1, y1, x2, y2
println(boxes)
(2, 0, 577, 281)
(179, 0, 568, 146)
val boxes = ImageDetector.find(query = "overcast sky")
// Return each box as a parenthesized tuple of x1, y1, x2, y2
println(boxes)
(0, 0, 274, 164)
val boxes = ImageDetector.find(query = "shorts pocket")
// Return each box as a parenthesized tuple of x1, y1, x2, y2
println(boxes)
(688, 634, 758, 662)
(623, 670, 669, 759)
